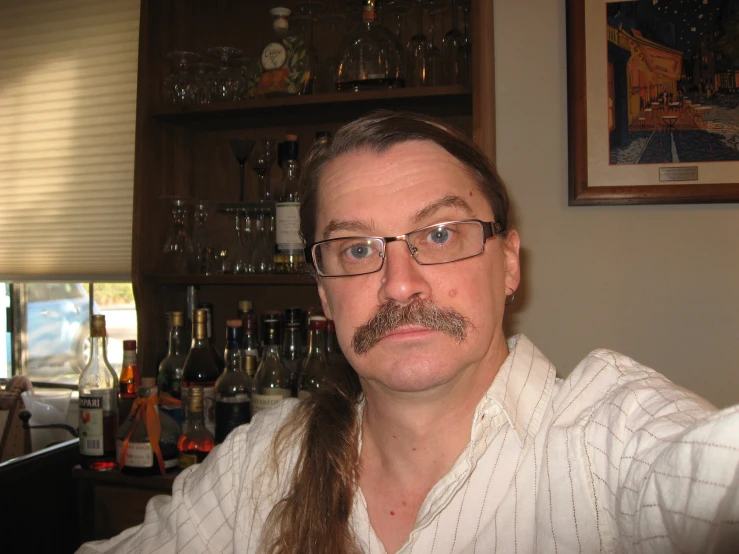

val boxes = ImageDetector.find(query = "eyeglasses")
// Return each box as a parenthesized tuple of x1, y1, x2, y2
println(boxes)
(305, 219, 503, 277)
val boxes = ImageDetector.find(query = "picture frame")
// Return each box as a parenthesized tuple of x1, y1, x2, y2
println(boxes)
(567, 0, 739, 205)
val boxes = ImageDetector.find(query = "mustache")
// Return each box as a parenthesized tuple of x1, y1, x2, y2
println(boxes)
(351, 299, 471, 355)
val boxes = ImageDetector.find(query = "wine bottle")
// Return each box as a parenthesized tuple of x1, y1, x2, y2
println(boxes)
(119, 339, 140, 423)
(177, 386, 215, 469)
(326, 318, 350, 374)
(241, 311, 260, 377)
(78, 315, 119, 471)
(182, 308, 219, 435)
(116, 377, 180, 476)
(281, 307, 303, 397)
(215, 320, 252, 444)
(275, 144, 304, 274)
(198, 301, 226, 373)
(157, 311, 188, 427)
(252, 318, 292, 414)
(298, 315, 328, 398)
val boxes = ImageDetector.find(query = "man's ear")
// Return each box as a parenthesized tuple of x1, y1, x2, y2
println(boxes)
(317, 279, 334, 320)
(502, 230, 521, 297)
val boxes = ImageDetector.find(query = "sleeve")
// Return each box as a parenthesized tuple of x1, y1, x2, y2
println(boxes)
(76, 425, 248, 554)
(582, 351, 739, 553)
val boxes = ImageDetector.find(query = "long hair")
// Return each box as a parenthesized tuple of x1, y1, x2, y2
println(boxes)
(259, 111, 510, 554)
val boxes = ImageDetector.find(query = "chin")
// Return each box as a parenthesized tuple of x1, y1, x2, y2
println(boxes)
(358, 351, 458, 393)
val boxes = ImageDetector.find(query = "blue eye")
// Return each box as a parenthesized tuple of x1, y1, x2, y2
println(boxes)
(346, 242, 374, 260)
(428, 227, 450, 244)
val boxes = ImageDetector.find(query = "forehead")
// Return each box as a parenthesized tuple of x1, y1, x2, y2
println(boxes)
(316, 141, 488, 237)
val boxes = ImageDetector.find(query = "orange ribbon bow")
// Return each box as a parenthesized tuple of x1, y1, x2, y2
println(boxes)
(119, 393, 182, 475)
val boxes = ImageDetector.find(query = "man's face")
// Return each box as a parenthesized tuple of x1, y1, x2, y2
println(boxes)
(315, 140, 520, 395)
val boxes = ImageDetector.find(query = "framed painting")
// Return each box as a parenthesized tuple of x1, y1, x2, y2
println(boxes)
(567, 0, 739, 205)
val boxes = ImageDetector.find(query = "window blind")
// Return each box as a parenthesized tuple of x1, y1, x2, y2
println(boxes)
(0, 0, 140, 281)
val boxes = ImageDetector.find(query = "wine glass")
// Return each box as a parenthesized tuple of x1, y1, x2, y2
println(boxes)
(189, 199, 214, 274)
(252, 211, 274, 273)
(226, 211, 252, 274)
(254, 137, 277, 202)
(208, 46, 243, 102)
(442, 0, 464, 85)
(191, 62, 217, 104)
(406, 2, 429, 87)
(317, 10, 349, 92)
(161, 196, 193, 274)
(422, 0, 445, 86)
(385, 0, 414, 44)
(162, 51, 200, 106)
(229, 138, 256, 202)
(297, 1, 326, 94)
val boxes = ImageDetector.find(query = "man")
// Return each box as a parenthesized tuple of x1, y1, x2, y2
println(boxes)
(79, 111, 739, 554)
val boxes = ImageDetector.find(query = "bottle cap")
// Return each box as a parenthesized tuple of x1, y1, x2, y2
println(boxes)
(309, 315, 327, 331)
(226, 319, 244, 342)
(327, 319, 336, 332)
(90, 314, 107, 337)
(194, 308, 208, 324)
(270, 7, 291, 17)
(263, 318, 281, 345)
(170, 311, 184, 326)
(238, 300, 253, 312)
(123, 339, 137, 351)
(283, 307, 302, 326)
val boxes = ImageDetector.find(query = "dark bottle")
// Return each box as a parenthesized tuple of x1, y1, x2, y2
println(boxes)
(116, 378, 180, 476)
(78, 315, 119, 471)
(197, 301, 225, 373)
(298, 315, 328, 398)
(241, 312, 260, 377)
(237, 299, 253, 320)
(158, 311, 188, 427)
(252, 318, 292, 414)
(215, 320, 252, 444)
(326, 318, 350, 374)
(182, 308, 219, 436)
(177, 386, 215, 469)
(281, 308, 303, 397)
(118, 339, 140, 423)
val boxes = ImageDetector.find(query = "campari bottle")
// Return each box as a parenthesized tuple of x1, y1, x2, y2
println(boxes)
(252, 318, 292, 414)
(78, 315, 119, 471)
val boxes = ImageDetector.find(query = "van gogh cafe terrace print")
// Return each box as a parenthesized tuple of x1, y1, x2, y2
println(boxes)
(607, 0, 739, 166)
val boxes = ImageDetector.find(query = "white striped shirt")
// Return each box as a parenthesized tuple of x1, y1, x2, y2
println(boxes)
(78, 334, 739, 553)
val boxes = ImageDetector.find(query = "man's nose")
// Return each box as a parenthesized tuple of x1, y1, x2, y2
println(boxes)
(378, 240, 432, 305)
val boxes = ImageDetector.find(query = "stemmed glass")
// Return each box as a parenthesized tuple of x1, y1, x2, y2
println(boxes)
(162, 51, 200, 106)
(406, 2, 429, 87)
(191, 62, 217, 104)
(229, 57, 251, 101)
(442, 0, 464, 85)
(252, 210, 274, 273)
(250, 137, 277, 202)
(226, 211, 252, 274)
(422, 0, 446, 86)
(385, 0, 414, 44)
(161, 196, 193, 274)
(229, 138, 256, 202)
(317, 10, 349, 92)
(208, 46, 242, 102)
(189, 199, 214, 274)
(298, 1, 327, 94)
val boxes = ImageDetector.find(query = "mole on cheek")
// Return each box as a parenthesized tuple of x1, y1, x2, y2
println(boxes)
(390, 511, 395, 516)
(449, 289, 457, 298)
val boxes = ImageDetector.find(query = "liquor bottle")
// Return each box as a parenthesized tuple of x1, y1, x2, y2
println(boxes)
(314, 131, 332, 147)
(78, 315, 119, 471)
(248, 7, 312, 98)
(186, 285, 200, 341)
(182, 308, 219, 435)
(177, 386, 215, 469)
(116, 378, 180, 476)
(326, 318, 350, 374)
(197, 301, 226, 373)
(252, 318, 292, 414)
(241, 311, 260, 377)
(275, 146, 304, 273)
(336, 0, 405, 92)
(281, 308, 303, 396)
(158, 311, 188, 427)
(215, 320, 252, 444)
(298, 315, 328, 398)
(119, 339, 140, 423)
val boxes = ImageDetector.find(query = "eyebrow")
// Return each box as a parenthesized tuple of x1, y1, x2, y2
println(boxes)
(320, 195, 475, 239)
(412, 195, 474, 224)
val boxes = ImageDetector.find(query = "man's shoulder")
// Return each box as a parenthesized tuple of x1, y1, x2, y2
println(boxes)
(552, 348, 715, 427)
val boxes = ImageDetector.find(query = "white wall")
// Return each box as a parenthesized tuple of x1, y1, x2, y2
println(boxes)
(495, 0, 739, 408)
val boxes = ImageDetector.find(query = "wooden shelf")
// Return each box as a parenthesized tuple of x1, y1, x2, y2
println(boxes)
(151, 86, 473, 129)
(146, 273, 318, 287)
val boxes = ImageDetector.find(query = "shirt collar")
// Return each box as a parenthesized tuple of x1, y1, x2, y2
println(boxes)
(478, 334, 557, 448)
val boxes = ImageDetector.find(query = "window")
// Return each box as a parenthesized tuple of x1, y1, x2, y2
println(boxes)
(7, 282, 138, 387)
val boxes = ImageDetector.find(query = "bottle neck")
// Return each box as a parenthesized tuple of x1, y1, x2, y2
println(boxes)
(224, 340, 242, 373)
(122, 350, 136, 367)
(169, 325, 186, 355)
(262, 343, 282, 361)
(90, 336, 109, 364)
(326, 330, 341, 355)
(308, 329, 326, 357)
